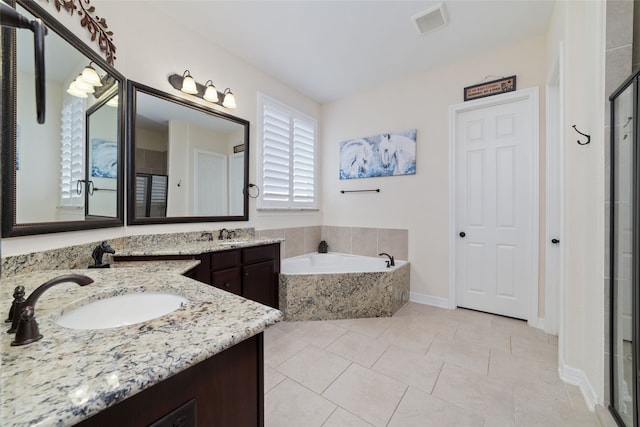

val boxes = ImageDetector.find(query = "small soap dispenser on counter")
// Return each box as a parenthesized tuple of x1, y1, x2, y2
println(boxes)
(318, 240, 328, 253)
(89, 241, 115, 268)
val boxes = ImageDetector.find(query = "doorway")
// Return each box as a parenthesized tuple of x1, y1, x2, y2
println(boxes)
(449, 88, 539, 323)
(194, 149, 227, 216)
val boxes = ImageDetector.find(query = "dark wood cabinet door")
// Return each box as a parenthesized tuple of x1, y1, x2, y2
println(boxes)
(242, 261, 276, 308)
(211, 267, 242, 295)
(75, 334, 264, 427)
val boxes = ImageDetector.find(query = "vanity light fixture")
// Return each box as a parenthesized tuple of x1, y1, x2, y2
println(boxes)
(222, 89, 236, 109)
(168, 70, 237, 109)
(203, 80, 219, 102)
(180, 70, 198, 94)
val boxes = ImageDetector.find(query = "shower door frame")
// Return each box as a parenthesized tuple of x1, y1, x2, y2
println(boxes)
(610, 67, 640, 427)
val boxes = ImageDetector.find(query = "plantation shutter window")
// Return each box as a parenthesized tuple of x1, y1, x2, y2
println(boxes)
(60, 95, 85, 207)
(258, 93, 317, 209)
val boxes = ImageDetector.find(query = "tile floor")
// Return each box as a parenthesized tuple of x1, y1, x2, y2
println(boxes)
(263, 302, 614, 427)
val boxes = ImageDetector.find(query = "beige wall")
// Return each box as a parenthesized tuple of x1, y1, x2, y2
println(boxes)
(322, 35, 547, 303)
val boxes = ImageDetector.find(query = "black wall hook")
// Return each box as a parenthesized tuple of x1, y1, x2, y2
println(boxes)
(572, 125, 591, 145)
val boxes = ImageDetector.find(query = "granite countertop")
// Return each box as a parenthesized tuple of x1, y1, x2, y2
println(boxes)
(0, 267, 282, 426)
(111, 259, 201, 274)
(116, 237, 284, 257)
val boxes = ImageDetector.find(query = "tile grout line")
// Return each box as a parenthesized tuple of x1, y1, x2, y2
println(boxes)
(385, 385, 409, 427)
(429, 359, 446, 395)
(319, 360, 353, 396)
(320, 406, 340, 427)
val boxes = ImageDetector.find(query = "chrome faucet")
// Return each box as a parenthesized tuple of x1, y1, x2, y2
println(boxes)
(10, 274, 94, 346)
(379, 253, 395, 268)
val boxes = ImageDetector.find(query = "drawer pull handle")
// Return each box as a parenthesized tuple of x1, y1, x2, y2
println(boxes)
(224, 283, 230, 288)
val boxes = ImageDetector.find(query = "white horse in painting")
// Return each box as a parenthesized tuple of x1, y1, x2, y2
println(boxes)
(379, 133, 416, 175)
(340, 139, 374, 178)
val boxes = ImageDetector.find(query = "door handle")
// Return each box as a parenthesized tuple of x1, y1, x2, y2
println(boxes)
(551, 239, 560, 244)
(459, 232, 466, 238)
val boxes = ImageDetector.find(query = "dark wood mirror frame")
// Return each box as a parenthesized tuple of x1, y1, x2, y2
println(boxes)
(127, 80, 250, 225)
(1, 0, 125, 237)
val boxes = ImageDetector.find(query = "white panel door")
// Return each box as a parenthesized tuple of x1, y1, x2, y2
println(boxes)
(229, 152, 244, 216)
(455, 97, 533, 319)
(194, 150, 227, 216)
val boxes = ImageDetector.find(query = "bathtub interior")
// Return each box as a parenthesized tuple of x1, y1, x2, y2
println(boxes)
(282, 252, 405, 274)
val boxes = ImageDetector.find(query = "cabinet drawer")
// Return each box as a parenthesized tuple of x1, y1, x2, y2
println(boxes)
(211, 250, 240, 271)
(242, 244, 275, 264)
(211, 268, 242, 295)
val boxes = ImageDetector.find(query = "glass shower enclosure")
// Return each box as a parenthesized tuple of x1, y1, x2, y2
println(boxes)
(610, 69, 638, 427)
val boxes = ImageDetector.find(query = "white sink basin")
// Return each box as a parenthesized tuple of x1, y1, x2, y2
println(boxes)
(217, 240, 245, 246)
(56, 293, 187, 330)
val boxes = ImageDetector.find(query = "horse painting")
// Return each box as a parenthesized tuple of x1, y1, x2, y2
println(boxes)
(339, 129, 416, 179)
(379, 133, 416, 175)
(339, 139, 374, 179)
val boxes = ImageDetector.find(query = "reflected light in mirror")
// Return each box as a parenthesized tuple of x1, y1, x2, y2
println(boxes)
(80, 64, 102, 87)
(72, 76, 95, 93)
(66, 81, 88, 98)
(106, 95, 119, 107)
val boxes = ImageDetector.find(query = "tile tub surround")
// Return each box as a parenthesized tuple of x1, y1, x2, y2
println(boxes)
(0, 267, 282, 426)
(256, 226, 408, 260)
(1, 227, 271, 277)
(279, 260, 410, 321)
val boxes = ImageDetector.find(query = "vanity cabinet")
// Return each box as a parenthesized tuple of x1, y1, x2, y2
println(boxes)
(205, 244, 280, 309)
(75, 333, 264, 427)
(114, 243, 280, 309)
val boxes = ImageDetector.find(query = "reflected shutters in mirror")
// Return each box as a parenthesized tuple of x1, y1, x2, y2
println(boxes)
(127, 81, 249, 225)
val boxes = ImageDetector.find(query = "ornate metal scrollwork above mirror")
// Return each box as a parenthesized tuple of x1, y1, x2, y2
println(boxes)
(1, 0, 125, 237)
(127, 81, 249, 225)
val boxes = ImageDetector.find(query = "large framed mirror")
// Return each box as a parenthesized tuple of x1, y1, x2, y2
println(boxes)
(127, 81, 249, 225)
(1, 0, 125, 237)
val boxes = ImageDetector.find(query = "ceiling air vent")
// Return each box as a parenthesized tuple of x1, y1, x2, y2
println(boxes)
(411, 3, 447, 35)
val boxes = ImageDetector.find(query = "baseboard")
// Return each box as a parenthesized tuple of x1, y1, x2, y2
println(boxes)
(559, 358, 598, 411)
(410, 292, 449, 309)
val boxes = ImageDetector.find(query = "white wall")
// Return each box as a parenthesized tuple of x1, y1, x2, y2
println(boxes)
(546, 0, 606, 408)
(322, 35, 547, 303)
(2, 0, 323, 256)
(15, 70, 63, 223)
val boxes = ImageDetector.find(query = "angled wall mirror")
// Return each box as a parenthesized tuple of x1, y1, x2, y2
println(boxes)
(1, 0, 125, 237)
(127, 81, 249, 225)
